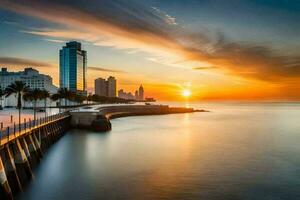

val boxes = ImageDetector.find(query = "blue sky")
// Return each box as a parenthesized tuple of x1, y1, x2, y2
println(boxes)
(0, 0, 299, 100)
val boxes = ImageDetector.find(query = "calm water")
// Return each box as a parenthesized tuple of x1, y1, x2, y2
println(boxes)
(18, 103, 300, 200)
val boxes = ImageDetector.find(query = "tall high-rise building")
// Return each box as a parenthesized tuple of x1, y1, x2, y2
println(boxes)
(135, 90, 139, 100)
(95, 78, 107, 96)
(107, 76, 116, 97)
(59, 41, 87, 95)
(139, 85, 144, 101)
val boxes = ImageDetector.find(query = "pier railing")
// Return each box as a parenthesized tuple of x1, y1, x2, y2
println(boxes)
(0, 112, 70, 146)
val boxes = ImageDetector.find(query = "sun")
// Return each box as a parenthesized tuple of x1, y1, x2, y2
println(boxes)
(182, 89, 191, 97)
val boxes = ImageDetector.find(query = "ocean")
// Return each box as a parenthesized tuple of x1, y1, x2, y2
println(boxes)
(16, 102, 300, 200)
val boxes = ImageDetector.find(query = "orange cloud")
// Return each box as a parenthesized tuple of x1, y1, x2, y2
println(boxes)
(1, 0, 300, 100)
(0, 57, 53, 68)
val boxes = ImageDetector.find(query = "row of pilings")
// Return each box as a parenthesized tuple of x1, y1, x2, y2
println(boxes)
(0, 114, 71, 199)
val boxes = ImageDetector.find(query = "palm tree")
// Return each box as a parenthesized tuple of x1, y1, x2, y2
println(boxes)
(24, 89, 43, 124)
(74, 94, 85, 105)
(87, 94, 93, 105)
(51, 93, 61, 112)
(40, 90, 50, 117)
(58, 88, 73, 106)
(67, 90, 76, 106)
(51, 88, 75, 112)
(5, 81, 29, 129)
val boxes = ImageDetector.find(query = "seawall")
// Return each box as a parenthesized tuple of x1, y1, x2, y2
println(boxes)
(70, 104, 206, 131)
(0, 113, 71, 199)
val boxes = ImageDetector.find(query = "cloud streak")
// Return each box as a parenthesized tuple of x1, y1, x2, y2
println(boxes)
(1, 0, 300, 83)
(89, 66, 125, 73)
(0, 56, 53, 67)
(193, 66, 218, 70)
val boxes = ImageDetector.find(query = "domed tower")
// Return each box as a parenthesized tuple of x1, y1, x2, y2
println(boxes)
(138, 85, 144, 101)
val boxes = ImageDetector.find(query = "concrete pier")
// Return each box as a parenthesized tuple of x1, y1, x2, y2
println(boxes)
(19, 138, 32, 168)
(25, 134, 40, 167)
(11, 138, 33, 185)
(32, 133, 43, 159)
(70, 104, 206, 131)
(0, 112, 71, 199)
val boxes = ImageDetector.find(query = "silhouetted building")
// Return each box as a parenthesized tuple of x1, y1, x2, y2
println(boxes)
(107, 76, 116, 97)
(118, 89, 125, 98)
(138, 85, 144, 101)
(127, 92, 134, 100)
(95, 78, 107, 96)
(60, 41, 87, 95)
(145, 97, 156, 102)
(135, 90, 139, 100)
(118, 89, 135, 100)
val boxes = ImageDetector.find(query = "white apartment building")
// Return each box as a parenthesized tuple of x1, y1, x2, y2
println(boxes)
(0, 67, 58, 107)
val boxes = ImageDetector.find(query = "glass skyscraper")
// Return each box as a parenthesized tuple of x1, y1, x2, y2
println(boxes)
(59, 41, 87, 94)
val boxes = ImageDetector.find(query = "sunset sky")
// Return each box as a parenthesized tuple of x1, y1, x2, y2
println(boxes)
(0, 0, 299, 101)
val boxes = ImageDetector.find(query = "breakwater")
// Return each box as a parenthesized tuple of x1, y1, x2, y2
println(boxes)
(70, 104, 205, 131)
(0, 113, 70, 199)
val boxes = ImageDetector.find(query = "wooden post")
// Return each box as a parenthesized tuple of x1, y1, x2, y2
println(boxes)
(13, 123, 16, 138)
(6, 127, 9, 142)
(24, 118, 26, 133)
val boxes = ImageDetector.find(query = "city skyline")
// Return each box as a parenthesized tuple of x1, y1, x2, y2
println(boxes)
(118, 84, 146, 101)
(0, 2, 299, 200)
(0, 0, 299, 101)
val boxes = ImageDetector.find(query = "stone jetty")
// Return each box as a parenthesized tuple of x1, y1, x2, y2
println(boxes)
(70, 104, 206, 131)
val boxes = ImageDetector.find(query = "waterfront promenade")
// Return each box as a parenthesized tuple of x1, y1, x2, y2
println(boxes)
(0, 112, 69, 146)
(0, 111, 71, 199)
(0, 103, 203, 199)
